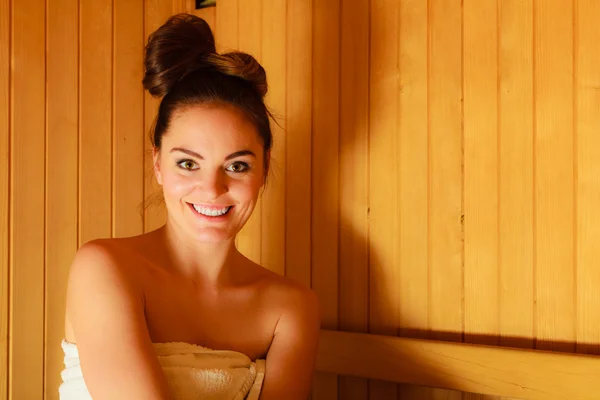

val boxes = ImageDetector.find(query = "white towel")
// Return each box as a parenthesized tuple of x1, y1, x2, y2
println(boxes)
(59, 340, 265, 400)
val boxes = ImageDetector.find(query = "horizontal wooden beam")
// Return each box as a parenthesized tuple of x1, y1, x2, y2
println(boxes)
(315, 330, 600, 400)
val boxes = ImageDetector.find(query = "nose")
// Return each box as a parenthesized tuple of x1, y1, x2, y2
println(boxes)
(196, 168, 228, 200)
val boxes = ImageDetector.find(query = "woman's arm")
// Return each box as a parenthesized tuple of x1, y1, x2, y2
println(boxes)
(258, 286, 321, 399)
(66, 240, 173, 400)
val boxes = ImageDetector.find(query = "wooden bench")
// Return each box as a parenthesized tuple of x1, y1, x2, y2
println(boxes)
(316, 330, 600, 400)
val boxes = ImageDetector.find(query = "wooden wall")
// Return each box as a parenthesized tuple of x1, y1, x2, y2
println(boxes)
(1, 0, 599, 399)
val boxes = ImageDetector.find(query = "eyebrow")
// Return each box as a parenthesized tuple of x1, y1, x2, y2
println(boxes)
(170, 147, 256, 161)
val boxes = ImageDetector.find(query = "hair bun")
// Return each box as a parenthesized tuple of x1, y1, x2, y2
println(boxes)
(143, 13, 216, 97)
(206, 52, 268, 98)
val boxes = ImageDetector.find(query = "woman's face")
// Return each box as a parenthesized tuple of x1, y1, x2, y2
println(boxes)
(153, 104, 267, 243)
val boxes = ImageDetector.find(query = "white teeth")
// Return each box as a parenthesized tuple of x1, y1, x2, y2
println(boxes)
(192, 204, 231, 217)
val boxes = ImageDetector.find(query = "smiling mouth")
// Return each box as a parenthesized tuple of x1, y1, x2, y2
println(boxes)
(188, 203, 233, 217)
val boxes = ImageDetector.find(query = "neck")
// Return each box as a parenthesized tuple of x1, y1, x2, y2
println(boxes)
(158, 220, 240, 288)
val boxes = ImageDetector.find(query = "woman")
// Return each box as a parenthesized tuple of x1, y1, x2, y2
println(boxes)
(60, 13, 320, 400)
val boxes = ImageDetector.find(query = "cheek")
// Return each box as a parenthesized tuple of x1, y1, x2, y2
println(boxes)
(229, 177, 263, 200)
(161, 171, 196, 197)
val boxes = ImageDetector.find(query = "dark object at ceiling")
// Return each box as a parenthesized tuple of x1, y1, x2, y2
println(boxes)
(196, 0, 216, 9)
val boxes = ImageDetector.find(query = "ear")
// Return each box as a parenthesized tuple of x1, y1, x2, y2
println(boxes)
(153, 147, 163, 186)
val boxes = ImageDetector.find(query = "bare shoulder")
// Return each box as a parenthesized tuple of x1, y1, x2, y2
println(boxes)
(64, 237, 173, 398)
(72, 238, 118, 262)
(64, 237, 145, 342)
(254, 268, 321, 328)
(68, 238, 140, 285)
(69, 233, 156, 278)
(68, 239, 121, 282)
(66, 238, 138, 306)
(66, 234, 155, 305)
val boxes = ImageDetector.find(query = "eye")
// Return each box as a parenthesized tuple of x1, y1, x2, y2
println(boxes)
(226, 162, 249, 173)
(177, 159, 198, 171)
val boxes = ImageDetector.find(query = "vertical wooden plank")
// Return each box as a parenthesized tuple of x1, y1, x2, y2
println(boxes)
(428, 0, 463, 398)
(311, 0, 339, 398)
(172, 0, 187, 13)
(236, 0, 262, 264)
(260, 0, 286, 275)
(463, 10, 500, 400)
(80, 0, 113, 244)
(285, 0, 312, 287)
(215, 0, 238, 52)
(428, 0, 463, 343)
(45, 0, 78, 398)
(498, 0, 534, 349)
(398, 0, 432, 398)
(10, 0, 45, 398)
(576, 0, 600, 356)
(369, 0, 399, 398)
(398, 0, 429, 324)
(0, 0, 9, 397)
(463, 1, 501, 386)
(339, 0, 369, 398)
(114, 0, 144, 238)
(143, 0, 171, 233)
(498, 2, 534, 399)
(534, 0, 575, 353)
(186, 0, 196, 13)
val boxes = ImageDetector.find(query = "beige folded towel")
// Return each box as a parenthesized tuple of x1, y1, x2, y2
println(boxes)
(59, 340, 265, 400)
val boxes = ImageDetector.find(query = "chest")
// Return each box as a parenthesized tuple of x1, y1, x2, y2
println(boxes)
(141, 274, 276, 360)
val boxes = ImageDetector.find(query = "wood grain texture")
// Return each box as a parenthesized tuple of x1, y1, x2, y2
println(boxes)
(80, 0, 113, 244)
(575, 0, 600, 356)
(534, 0, 575, 353)
(428, 0, 464, 340)
(498, 0, 534, 351)
(143, 0, 171, 233)
(398, 0, 432, 398)
(428, 1, 463, 399)
(45, 0, 79, 398)
(215, 0, 237, 53)
(369, 0, 399, 398)
(498, 2, 535, 399)
(285, 0, 312, 287)
(311, 0, 340, 397)
(316, 330, 600, 400)
(339, 0, 369, 398)
(235, 0, 262, 264)
(398, 0, 429, 344)
(10, 0, 45, 397)
(171, 0, 187, 13)
(185, 0, 195, 13)
(0, 0, 9, 397)
(3, 1, 600, 399)
(114, 0, 144, 238)
(260, 0, 286, 275)
(463, 0, 499, 351)
(462, 10, 502, 400)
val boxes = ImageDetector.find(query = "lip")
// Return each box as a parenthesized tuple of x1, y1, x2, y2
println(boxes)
(187, 202, 233, 222)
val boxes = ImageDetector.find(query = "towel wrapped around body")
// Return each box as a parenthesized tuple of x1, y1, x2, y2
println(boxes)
(58, 340, 265, 400)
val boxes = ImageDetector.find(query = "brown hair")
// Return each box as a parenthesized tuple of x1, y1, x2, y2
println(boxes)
(142, 13, 272, 176)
